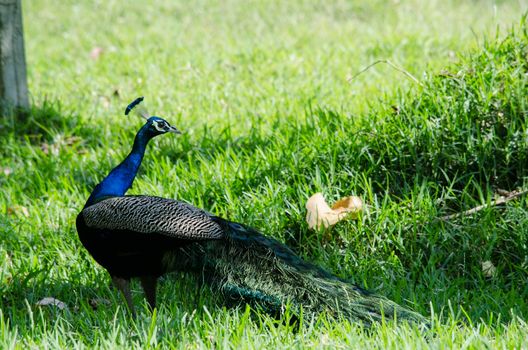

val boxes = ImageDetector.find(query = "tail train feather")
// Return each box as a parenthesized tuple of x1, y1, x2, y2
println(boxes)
(195, 219, 428, 326)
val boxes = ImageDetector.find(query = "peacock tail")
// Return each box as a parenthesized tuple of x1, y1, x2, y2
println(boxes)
(162, 218, 428, 326)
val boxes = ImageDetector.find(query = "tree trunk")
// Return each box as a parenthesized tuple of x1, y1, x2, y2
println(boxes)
(0, 0, 28, 109)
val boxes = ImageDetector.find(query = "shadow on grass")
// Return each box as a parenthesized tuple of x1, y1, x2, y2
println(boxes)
(0, 100, 128, 197)
(1, 89, 526, 329)
(1, 263, 285, 341)
(0, 100, 102, 143)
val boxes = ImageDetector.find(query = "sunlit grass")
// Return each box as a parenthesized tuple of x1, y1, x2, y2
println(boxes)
(0, 0, 527, 348)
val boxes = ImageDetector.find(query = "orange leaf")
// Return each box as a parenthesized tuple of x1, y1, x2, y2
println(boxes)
(306, 193, 363, 230)
(7, 205, 29, 217)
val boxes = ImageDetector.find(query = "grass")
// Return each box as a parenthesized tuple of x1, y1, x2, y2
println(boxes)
(1, 0, 528, 348)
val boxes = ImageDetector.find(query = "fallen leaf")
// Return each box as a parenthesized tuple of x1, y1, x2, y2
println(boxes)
(36, 297, 67, 310)
(90, 47, 104, 60)
(306, 193, 363, 230)
(331, 196, 363, 217)
(481, 261, 496, 278)
(7, 205, 29, 217)
(40, 143, 50, 155)
(99, 95, 111, 109)
(0, 167, 13, 176)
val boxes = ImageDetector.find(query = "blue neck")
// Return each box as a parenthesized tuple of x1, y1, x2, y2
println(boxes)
(85, 127, 152, 207)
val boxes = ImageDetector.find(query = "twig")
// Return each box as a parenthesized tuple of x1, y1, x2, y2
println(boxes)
(348, 59, 424, 87)
(439, 189, 528, 221)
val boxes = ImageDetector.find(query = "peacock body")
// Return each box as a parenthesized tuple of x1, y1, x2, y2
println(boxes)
(76, 98, 426, 326)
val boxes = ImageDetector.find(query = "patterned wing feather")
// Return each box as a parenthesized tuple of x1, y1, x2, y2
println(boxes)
(82, 196, 224, 240)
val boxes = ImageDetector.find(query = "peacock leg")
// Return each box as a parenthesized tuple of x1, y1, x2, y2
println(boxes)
(112, 276, 135, 316)
(140, 275, 157, 311)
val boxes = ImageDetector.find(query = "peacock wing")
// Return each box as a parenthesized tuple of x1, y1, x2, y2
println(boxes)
(81, 196, 224, 240)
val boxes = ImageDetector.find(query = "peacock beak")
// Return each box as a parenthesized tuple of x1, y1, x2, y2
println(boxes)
(168, 125, 182, 134)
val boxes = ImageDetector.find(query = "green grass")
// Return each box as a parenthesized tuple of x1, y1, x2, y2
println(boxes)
(1, 0, 528, 348)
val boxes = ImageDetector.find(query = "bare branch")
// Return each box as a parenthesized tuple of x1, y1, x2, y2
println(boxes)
(348, 59, 424, 87)
(439, 189, 528, 221)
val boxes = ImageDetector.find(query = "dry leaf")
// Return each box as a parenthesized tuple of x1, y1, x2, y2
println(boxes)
(7, 205, 29, 217)
(40, 143, 50, 155)
(90, 47, 104, 60)
(306, 193, 363, 230)
(36, 297, 67, 310)
(331, 196, 363, 216)
(0, 167, 13, 176)
(99, 95, 111, 109)
(481, 261, 496, 278)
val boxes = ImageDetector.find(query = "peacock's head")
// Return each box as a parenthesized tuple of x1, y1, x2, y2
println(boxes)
(144, 116, 181, 136)
(125, 97, 181, 137)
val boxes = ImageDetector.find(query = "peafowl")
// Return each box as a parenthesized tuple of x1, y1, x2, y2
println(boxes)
(76, 97, 427, 326)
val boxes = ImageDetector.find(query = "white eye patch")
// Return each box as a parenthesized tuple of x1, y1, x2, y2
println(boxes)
(153, 121, 167, 132)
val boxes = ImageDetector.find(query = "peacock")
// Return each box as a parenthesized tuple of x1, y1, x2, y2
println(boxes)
(76, 97, 427, 326)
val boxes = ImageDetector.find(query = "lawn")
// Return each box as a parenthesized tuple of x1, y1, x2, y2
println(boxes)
(1, 0, 528, 348)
